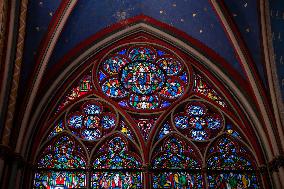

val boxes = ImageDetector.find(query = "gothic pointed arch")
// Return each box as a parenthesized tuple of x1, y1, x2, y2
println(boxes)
(24, 18, 270, 188)
(151, 134, 204, 188)
(34, 133, 88, 188)
(205, 134, 261, 188)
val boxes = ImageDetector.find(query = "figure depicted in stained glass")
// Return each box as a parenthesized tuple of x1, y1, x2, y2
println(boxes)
(157, 57, 182, 75)
(103, 56, 128, 74)
(37, 135, 86, 169)
(207, 173, 259, 189)
(34, 136, 87, 188)
(34, 171, 87, 189)
(93, 136, 142, 169)
(152, 136, 203, 188)
(206, 136, 259, 188)
(97, 45, 189, 111)
(152, 172, 203, 189)
(152, 136, 201, 169)
(91, 172, 143, 189)
(128, 47, 156, 61)
(121, 62, 165, 95)
(91, 136, 142, 188)
(207, 136, 254, 170)
(102, 78, 128, 98)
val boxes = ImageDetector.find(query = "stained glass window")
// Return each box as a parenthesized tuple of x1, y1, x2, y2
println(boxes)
(207, 136, 255, 170)
(92, 136, 142, 169)
(193, 74, 226, 108)
(151, 136, 204, 188)
(96, 46, 189, 111)
(34, 44, 262, 188)
(48, 120, 65, 139)
(152, 136, 201, 169)
(56, 74, 93, 114)
(34, 135, 87, 188)
(206, 136, 260, 188)
(91, 172, 143, 189)
(67, 101, 117, 141)
(173, 101, 223, 141)
(34, 171, 87, 188)
(152, 172, 203, 188)
(91, 136, 143, 188)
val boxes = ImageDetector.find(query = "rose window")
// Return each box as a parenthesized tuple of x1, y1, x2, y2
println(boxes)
(97, 46, 189, 111)
(67, 101, 117, 141)
(173, 101, 223, 141)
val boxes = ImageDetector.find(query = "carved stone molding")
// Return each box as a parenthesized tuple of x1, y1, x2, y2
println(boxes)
(0, 144, 26, 168)
(269, 155, 284, 172)
(2, 0, 28, 145)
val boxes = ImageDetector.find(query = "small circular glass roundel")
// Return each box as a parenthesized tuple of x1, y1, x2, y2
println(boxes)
(97, 45, 189, 111)
(174, 114, 189, 129)
(103, 56, 128, 74)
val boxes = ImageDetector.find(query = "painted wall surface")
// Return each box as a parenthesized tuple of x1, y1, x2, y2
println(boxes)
(49, 0, 241, 73)
(269, 0, 284, 101)
(224, 0, 265, 87)
(21, 0, 62, 97)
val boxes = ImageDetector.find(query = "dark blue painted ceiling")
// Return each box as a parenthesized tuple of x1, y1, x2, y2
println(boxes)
(269, 0, 284, 101)
(224, 0, 265, 86)
(49, 0, 241, 73)
(22, 0, 61, 82)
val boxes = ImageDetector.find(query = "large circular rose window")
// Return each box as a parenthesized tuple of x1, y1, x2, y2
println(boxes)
(96, 46, 189, 111)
